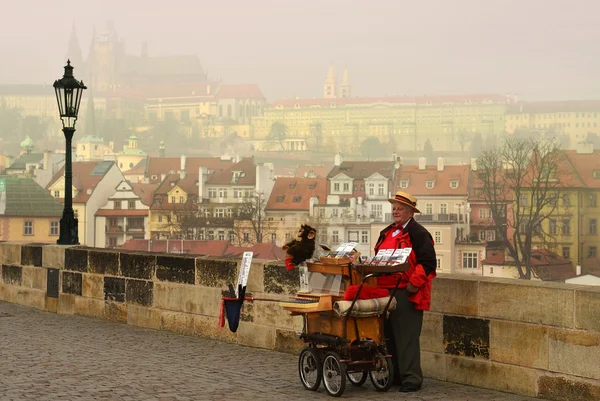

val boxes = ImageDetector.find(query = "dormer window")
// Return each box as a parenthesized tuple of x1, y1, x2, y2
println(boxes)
(450, 180, 459, 189)
(293, 196, 302, 203)
(426, 180, 435, 189)
(289, 181, 297, 189)
(399, 180, 409, 189)
(309, 183, 317, 190)
(594, 170, 600, 179)
(276, 195, 285, 202)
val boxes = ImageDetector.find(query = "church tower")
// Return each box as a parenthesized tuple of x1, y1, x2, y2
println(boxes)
(323, 65, 337, 99)
(340, 68, 351, 98)
(87, 21, 123, 91)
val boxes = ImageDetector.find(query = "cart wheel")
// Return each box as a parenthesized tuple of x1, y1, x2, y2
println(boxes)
(369, 353, 394, 392)
(347, 371, 368, 387)
(322, 352, 346, 397)
(298, 347, 322, 391)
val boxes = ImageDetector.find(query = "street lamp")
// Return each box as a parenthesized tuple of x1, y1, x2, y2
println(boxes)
(54, 60, 87, 245)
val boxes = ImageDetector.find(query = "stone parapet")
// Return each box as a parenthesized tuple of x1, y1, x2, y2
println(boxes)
(1, 242, 599, 400)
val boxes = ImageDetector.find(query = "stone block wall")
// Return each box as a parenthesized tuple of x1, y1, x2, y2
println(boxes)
(1, 243, 599, 400)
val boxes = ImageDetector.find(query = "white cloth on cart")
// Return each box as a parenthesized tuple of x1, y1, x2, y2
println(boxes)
(333, 296, 397, 317)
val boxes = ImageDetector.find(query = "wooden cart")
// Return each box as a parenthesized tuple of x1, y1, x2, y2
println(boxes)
(280, 258, 409, 397)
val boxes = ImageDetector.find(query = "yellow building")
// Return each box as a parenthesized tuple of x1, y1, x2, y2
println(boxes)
(505, 101, 600, 148)
(0, 177, 62, 242)
(116, 134, 147, 172)
(252, 68, 507, 153)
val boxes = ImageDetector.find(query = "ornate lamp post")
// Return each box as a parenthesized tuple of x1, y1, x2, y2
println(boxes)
(54, 60, 87, 245)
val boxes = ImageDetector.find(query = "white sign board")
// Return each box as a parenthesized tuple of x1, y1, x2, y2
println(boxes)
(236, 252, 254, 296)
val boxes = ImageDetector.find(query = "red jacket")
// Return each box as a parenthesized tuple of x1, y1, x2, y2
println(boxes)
(374, 219, 437, 311)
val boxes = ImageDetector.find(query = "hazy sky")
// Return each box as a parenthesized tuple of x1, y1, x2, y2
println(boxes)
(2, 0, 599, 101)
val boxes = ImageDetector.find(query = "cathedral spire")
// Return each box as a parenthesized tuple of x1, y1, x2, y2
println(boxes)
(324, 64, 336, 99)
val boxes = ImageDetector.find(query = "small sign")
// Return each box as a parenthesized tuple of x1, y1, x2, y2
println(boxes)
(236, 251, 253, 296)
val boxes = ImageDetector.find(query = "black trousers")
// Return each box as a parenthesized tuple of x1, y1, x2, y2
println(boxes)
(384, 288, 424, 386)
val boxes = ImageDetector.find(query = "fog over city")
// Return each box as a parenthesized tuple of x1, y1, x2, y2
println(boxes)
(2, 0, 599, 100)
(2, 0, 600, 285)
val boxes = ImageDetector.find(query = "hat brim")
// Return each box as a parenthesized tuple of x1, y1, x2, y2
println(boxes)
(388, 197, 421, 214)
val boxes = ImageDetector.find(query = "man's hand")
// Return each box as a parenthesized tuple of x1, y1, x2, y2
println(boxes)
(406, 283, 419, 293)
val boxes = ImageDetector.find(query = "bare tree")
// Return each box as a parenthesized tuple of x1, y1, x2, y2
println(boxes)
(477, 137, 567, 279)
(233, 191, 277, 245)
(158, 199, 205, 240)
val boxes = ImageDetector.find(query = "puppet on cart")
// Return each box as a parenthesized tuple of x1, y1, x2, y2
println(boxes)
(282, 224, 317, 270)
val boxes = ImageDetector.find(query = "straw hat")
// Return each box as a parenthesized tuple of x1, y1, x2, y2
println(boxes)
(388, 190, 421, 214)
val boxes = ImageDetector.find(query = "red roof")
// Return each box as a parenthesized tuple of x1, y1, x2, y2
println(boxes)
(121, 239, 284, 260)
(205, 157, 256, 186)
(271, 94, 505, 109)
(131, 183, 159, 207)
(266, 177, 328, 211)
(47, 161, 117, 203)
(215, 84, 265, 99)
(145, 157, 234, 184)
(482, 248, 575, 282)
(396, 165, 470, 196)
(563, 150, 600, 188)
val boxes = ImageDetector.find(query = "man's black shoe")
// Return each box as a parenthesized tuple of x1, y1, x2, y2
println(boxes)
(399, 383, 421, 392)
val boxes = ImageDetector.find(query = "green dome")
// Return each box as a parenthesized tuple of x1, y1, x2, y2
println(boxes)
(20, 135, 34, 149)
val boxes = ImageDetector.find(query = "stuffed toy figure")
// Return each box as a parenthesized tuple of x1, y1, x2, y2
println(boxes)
(282, 225, 317, 270)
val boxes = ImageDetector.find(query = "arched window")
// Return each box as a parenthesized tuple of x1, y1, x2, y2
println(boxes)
(239, 103, 244, 118)
(246, 104, 251, 118)
(218, 105, 223, 117)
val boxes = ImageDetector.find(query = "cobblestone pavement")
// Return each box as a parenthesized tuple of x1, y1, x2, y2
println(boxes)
(0, 301, 547, 401)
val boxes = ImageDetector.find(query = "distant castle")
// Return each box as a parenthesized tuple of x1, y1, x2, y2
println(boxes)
(66, 21, 208, 91)
(323, 65, 351, 99)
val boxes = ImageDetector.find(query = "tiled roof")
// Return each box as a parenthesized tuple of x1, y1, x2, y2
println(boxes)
(155, 173, 199, 196)
(328, 161, 396, 180)
(47, 161, 116, 203)
(563, 150, 600, 188)
(0, 177, 63, 217)
(271, 94, 505, 109)
(482, 248, 575, 282)
(215, 84, 265, 99)
(145, 157, 234, 184)
(396, 165, 470, 196)
(266, 177, 328, 211)
(507, 100, 600, 114)
(205, 157, 256, 186)
(295, 164, 334, 178)
(121, 239, 285, 260)
(131, 182, 158, 206)
(124, 159, 148, 175)
(139, 81, 219, 100)
(6, 153, 43, 171)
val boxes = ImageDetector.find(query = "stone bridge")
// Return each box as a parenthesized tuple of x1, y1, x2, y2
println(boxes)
(0, 242, 599, 400)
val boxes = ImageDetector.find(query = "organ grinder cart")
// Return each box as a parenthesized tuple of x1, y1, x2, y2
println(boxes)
(279, 255, 409, 397)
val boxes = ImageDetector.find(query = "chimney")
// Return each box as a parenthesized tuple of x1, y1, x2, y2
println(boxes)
(471, 158, 477, 171)
(180, 154, 187, 170)
(576, 265, 582, 276)
(309, 196, 319, 217)
(179, 170, 186, 179)
(334, 152, 343, 166)
(198, 166, 207, 201)
(418, 157, 426, 170)
(43, 150, 53, 170)
(206, 84, 211, 95)
(437, 157, 444, 172)
(161, 173, 166, 182)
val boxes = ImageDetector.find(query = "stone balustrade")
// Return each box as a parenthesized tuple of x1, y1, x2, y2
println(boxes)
(0, 242, 599, 400)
